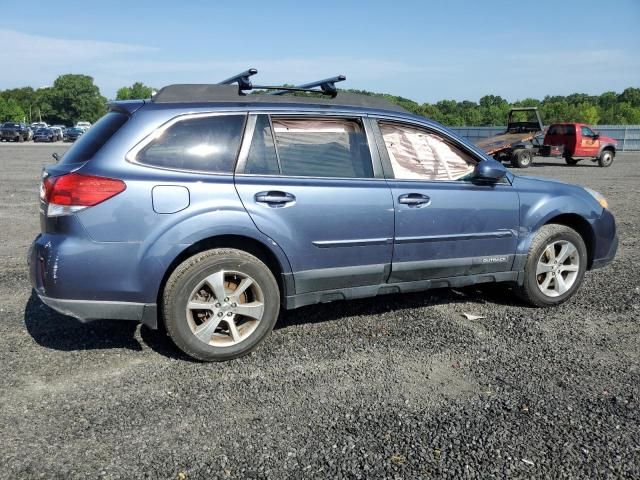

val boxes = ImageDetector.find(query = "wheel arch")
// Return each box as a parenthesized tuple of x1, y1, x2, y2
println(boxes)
(156, 234, 294, 312)
(598, 143, 616, 156)
(542, 213, 596, 269)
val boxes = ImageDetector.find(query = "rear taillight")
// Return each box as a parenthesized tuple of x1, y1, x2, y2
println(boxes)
(40, 173, 126, 217)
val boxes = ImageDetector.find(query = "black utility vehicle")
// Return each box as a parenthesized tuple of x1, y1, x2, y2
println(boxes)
(0, 122, 31, 142)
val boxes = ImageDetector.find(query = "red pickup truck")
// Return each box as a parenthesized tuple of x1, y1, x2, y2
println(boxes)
(542, 123, 617, 167)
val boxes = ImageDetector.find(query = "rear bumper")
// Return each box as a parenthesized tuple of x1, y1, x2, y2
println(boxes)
(36, 294, 157, 327)
(28, 232, 159, 328)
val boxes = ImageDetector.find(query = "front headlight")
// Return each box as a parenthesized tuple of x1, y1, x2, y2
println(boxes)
(585, 187, 608, 209)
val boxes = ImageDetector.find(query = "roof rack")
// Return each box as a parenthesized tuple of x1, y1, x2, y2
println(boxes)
(269, 75, 347, 97)
(214, 68, 346, 98)
(150, 69, 409, 113)
(218, 68, 258, 90)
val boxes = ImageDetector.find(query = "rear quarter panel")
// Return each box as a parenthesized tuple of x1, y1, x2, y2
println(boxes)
(70, 106, 292, 303)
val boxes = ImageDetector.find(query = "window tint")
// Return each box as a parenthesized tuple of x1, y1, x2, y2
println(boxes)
(245, 115, 280, 175)
(59, 111, 128, 165)
(379, 122, 476, 181)
(137, 114, 245, 173)
(548, 125, 575, 136)
(271, 118, 373, 178)
(581, 126, 595, 137)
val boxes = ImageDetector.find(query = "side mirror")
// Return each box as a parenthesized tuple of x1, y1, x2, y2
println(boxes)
(52, 152, 60, 163)
(474, 159, 507, 182)
(593, 133, 600, 140)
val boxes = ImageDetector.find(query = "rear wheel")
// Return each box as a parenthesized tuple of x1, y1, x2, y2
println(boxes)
(598, 149, 614, 168)
(515, 224, 587, 307)
(511, 149, 533, 168)
(163, 248, 280, 361)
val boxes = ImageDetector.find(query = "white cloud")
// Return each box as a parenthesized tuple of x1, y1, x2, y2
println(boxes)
(0, 29, 157, 89)
(1, 29, 638, 103)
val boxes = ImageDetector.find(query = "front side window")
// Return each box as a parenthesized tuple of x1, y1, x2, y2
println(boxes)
(137, 114, 245, 173)
(379, 122, 476, 181)
(267, 117, 373, 178)
(581, 126, 595, 137)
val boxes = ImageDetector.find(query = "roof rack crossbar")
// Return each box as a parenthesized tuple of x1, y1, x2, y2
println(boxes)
(269, 75, 346, 97)
(218, 68, 258, 90)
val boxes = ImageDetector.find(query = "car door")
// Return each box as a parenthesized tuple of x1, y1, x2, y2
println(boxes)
(579, 125, 599, 157)
(234, 113, 394, 294)
(371, 118, 520, 283)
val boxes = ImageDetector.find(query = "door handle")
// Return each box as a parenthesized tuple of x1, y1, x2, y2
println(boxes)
(255, 191, 296, 206)
(398, 193, 431, 206)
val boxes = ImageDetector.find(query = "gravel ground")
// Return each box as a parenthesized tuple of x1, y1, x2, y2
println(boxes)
(0, 144, 638, 479)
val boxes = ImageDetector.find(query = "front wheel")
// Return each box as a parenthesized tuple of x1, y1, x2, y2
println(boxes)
(162, 248, 280, 361)
(515, 224, 587, 307)
(598, 150, 614, 167)
(511, 149, 533, 168)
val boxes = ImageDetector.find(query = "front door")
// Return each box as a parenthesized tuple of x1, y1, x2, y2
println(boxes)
(372, 119, 520, 283)
(579, 125, 600, 157)
(235, 114, 394, 294)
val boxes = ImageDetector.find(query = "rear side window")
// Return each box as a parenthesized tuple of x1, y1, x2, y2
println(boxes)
(379, 122, 476, 181)
(59, 111, 128, 165)
(245, 115, 280, 175)
(137, 114, 246, 173)
(266, 117, 373, 178)
(548, 125, 575, 136)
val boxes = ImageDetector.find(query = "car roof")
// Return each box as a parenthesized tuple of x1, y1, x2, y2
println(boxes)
(149, 84, 410, 115)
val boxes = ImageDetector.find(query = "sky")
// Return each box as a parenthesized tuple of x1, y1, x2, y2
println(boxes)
(1, 0, 639, 103)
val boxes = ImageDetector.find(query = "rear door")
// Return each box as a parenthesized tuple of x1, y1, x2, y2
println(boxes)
(234, 113, 394, 294)
(372, 119, 519, 283)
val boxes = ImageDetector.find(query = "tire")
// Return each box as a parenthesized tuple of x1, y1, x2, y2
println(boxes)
(515, 224, 587, 307)
(598, 149, 614, 168)
(565, 157, 579, 166)
(162, 248, 280, 361)
(511, 149, 533, 168)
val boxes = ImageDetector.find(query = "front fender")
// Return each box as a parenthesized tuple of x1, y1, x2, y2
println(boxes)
(597, 143, 616, 156)
(514, 177, 601, 258)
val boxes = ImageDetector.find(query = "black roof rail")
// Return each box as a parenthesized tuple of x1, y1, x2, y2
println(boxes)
(218, 68, 258, 90)
(269, 75, 347, 97)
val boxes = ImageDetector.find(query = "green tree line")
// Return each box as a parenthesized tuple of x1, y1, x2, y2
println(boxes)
(1, 73, 639, 126)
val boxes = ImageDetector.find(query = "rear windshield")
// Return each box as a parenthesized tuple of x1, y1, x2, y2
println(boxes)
(59, 111, 128, 165)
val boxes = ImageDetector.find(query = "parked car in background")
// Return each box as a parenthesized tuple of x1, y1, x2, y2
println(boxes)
(29, 77, 618, 362)
(76, 121, 91, 130)
(49, 127, 64, 142)
(63, 127, 85, 142)
(0, 122, 31, 142)
(541, 123, 617, 167)
(52, 125, 67, 135)
(33, 128, 57, 142)
(31, 122, 48, 131)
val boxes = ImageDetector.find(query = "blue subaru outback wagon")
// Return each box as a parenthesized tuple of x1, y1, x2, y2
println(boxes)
(29, 72, 618, 361)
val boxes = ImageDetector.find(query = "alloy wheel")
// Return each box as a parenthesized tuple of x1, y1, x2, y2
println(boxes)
(535, 240, 580, 297)
(185, 270, 265, 346)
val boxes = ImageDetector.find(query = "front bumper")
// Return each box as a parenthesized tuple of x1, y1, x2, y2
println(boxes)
(591, 234, 618, 270)
(590, 208, 618, 270)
